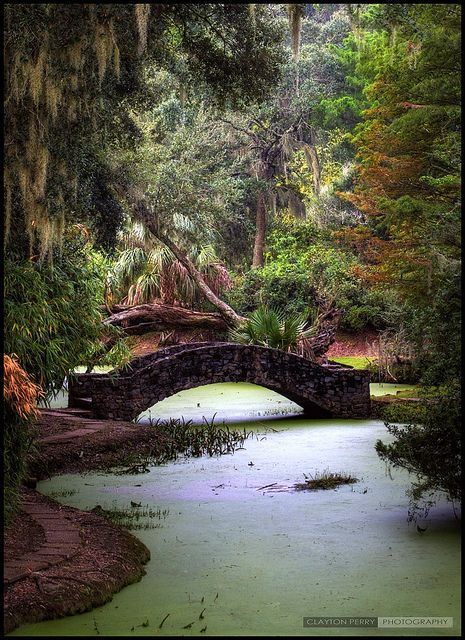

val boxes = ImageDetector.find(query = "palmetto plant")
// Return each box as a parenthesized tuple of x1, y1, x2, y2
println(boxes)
(107, 222, 231, 308)
(228, 305, 318, 357)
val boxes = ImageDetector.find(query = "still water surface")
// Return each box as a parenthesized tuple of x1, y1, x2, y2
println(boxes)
(17, 383, 460, 637)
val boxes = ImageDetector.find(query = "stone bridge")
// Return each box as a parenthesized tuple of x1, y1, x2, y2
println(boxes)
(68, 342, 371, 421)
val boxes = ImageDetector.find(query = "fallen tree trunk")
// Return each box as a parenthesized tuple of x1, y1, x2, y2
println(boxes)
(104, 303, 229, 334)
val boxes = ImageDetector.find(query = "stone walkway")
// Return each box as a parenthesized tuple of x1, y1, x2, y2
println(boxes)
(4, 499, 82, 585)
(4, 409, 108, 587)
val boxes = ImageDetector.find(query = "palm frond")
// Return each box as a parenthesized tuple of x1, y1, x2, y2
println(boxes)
(112, 247, 148, 283)
(229, 305, 318, 355)
(196, 244, 218, 268)
(126, 271, 161, 305)
(172, 212, 196, 234)
(147, 244, 175, 270)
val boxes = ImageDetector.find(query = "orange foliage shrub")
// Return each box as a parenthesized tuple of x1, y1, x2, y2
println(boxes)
(3, 354, 43, 420)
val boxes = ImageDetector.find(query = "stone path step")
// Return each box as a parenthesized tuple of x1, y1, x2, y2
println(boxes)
(40, 424, 110, 444)
(41, 407, 94, 418)
(70, 397, 94, 410)
(4, 500, 83, 586)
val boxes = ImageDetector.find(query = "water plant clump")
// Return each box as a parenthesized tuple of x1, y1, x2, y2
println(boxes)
(91, 502, 170, 530)
(147, 413, 253, 463)
(294, 469, 358, 491)
(48, 489, 77, 499)
(117, 414, 254, 474)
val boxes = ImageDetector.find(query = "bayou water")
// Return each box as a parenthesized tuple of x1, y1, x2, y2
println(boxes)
(15, 383, 461, 637)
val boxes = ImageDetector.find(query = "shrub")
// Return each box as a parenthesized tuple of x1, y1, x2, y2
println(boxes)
(375, 383, 461, 521)
(294, 469, 358, 491)
(3, 356, 43, 526)
(229, 305, 317, 357)
(227, 215, 395, 330)
(4, 229, 128, 396)
(226, 266, 316, 316)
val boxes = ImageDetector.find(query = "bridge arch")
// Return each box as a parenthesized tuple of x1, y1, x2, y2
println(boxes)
(132, 381, 313, 423)
(69, 343, 371, 421)
(133, 378, 333, 421)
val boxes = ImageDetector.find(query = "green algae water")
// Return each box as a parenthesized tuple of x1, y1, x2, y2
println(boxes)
(16, 384, 460, 637)
(41, 379, 418, 412)
(368, 383, 418, 397)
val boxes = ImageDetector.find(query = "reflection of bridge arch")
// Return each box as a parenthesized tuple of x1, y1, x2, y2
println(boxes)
(69, 342, 371, 421)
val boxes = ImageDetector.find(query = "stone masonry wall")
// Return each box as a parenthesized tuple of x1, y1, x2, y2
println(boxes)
(69, 343, 371, 421)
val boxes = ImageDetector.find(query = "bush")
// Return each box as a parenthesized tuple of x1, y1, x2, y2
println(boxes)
(228, 305, 317, 355)
(4, 229, 121, 395)
(227, 215, 395, 330)
(226, 266, 316, 316)
(375, 383, 461, 521)
(3, 356, 42, 526)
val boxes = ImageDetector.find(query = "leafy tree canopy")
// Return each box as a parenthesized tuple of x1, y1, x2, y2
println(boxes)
(4, 3, 286, 259)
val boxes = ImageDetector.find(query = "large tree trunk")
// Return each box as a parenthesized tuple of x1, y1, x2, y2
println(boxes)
(252, 191, 267, 268)
(104, 303, 229, 334)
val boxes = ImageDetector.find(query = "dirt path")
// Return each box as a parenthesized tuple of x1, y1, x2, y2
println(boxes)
(4, 487, 150, 635)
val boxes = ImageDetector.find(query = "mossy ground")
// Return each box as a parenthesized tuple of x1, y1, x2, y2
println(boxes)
(331, 356, 376, 369)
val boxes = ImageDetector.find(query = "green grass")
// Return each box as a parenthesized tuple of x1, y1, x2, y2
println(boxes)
(330, 356, 376, 369)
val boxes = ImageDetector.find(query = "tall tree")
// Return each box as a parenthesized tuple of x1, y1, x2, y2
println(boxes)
(4, 3, 285, 260)
(338, 3, 461, 382)
(219, 5, 361, 267)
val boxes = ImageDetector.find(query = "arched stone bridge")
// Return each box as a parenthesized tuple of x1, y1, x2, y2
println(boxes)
(68, 342, 371, 421)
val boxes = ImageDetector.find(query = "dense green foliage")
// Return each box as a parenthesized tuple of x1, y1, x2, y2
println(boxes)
(227, 214, 393, 330)
(229, 305, 317, 356)
(339, 3, 461, 384)
(108, 88, 252, 261)
(4, 3, 285, 259)
(4, 229, 130, 395)
(376, 384, 461, 520)
(342, 3, 462, 516)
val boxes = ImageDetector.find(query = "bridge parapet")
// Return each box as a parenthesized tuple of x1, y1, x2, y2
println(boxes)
(127, 342, 222, 373)
(69, 343, 370, 421)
